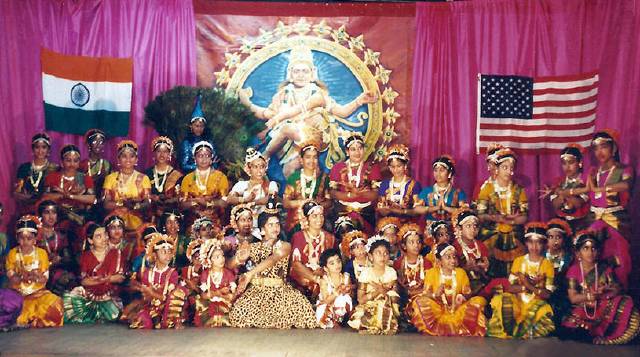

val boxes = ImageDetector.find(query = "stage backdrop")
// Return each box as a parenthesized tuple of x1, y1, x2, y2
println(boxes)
(0, 0, 197, 226)
(194, 0, 416, 186)
(410, 0, 640, 295)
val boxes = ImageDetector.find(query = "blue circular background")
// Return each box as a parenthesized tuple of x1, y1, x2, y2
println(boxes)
(243, 50, 370, 187)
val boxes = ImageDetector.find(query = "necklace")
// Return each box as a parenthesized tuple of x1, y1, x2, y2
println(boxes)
(288, 83, 315, 106)
(389, 176, 407, 205)
(546, 251, 566, 272)
(494, 181, 513, 215)
(563, 175, 581, 188)
(580, 261, 598, 319)
(303, 230, 325, 269)
(346, 160, 363, 188)
(59, 174, 76, 193)
(520, 254, 542, 303)
(457, 238, 481, 262)
(29, 160, 48, 191)
(595, 165, 615, 200)
(17, 247, 39, 271)
(42, 230, 59, 255)
(300, 170, 317, 200)
(116, 171, 136, 199)
(522, 254, 542, 279)
(153, 165, 171, 193)
(208, 270, 224, 290)
(195, 168, 211, 193)
(433, 182, 450, 199)
(88, 159, 104, 177)
(404, 255, 425, 287)
(439, 268, 457, 313)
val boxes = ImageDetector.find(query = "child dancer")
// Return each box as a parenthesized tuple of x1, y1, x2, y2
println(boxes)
(63, 223, 125, 323)
(5, 216, 64, 327)
(316, 248, 352, 329)
(126, 233, 186, 329)
(487, 222, 555, 339)
(348, 235, 400, 335)
(340, 230, 370, 285)
(560, 230, 639, 344)
(195, 239, 237, 327)
(394, 224, 432, 305)
(408, 242, 487, 336)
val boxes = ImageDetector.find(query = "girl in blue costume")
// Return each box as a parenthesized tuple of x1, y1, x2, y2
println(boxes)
(376, 144, 422, 224)
(179, 94, 219, 173)
(416, 155, 467, 228)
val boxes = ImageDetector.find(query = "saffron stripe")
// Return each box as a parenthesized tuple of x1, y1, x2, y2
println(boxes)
(41, 48, 133, 83)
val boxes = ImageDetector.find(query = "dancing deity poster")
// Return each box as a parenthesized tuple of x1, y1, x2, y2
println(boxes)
(195, 0, 416, 184)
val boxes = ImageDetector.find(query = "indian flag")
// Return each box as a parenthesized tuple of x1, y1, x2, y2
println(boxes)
(41, 48, 132, 137)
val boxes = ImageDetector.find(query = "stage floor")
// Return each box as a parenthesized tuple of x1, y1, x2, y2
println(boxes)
(0, 324, 638, 356)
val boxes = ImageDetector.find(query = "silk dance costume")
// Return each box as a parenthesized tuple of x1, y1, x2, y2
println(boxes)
(329, 133, 381, 234)
(476, 148, 528, 278)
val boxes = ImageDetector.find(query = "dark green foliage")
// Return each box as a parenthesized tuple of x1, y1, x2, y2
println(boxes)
(144, 86, 265, 180)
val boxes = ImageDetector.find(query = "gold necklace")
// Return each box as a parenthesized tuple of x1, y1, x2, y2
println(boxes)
(195, 168, 211, 193)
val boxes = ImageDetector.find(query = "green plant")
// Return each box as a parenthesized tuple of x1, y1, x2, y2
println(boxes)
(144, 86, 264, 181)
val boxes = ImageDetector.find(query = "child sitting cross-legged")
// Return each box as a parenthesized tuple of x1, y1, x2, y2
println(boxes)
(194, 239, 237, 327)
(315, 248, 353, 329)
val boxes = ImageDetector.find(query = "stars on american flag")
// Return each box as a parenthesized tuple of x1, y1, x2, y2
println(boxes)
(480, 75, 533, 119)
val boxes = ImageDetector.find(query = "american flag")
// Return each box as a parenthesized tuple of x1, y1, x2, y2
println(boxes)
(476, 72, 598, 153)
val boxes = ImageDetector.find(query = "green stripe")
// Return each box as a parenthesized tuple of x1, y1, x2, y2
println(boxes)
(44, 103, 129, 137)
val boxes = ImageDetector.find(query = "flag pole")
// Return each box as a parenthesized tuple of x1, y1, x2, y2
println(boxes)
(476, 74, 481, 154)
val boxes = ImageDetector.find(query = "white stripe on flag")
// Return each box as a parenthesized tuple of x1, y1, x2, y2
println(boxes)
(532, 88, 598, 102)
(532, 101, 596, 115)
(42, 73, 131, 112)
(478, 114, 596, 126)
(533, 75, 598, 90)
(478, 139, 592, 150)
(479, 126, 595, 137)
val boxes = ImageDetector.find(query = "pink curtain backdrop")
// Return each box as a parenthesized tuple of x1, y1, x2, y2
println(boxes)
(411, 0, 639, 226)
(0, 0, 197, 226)
(410, 0, 640, 295)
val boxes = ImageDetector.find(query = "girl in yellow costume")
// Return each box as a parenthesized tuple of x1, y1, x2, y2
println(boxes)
(408, 242, 487, 336)
(487, 222, 556, 339)
(102, 140, 151, 231)
(348, 235, 400, 335)
(179, 141, 229, 227)
(5, 216, 64, 327)
(476, 148, 528, 278)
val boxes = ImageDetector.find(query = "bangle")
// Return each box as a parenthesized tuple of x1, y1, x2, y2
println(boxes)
(569, 188, 574, 195)
(521, 285, 526, 292)
(347, 191, 352, 198)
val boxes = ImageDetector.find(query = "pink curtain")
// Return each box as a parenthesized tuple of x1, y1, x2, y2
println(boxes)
(411, 0, 640, 227)
(0, 0, 196, 224)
